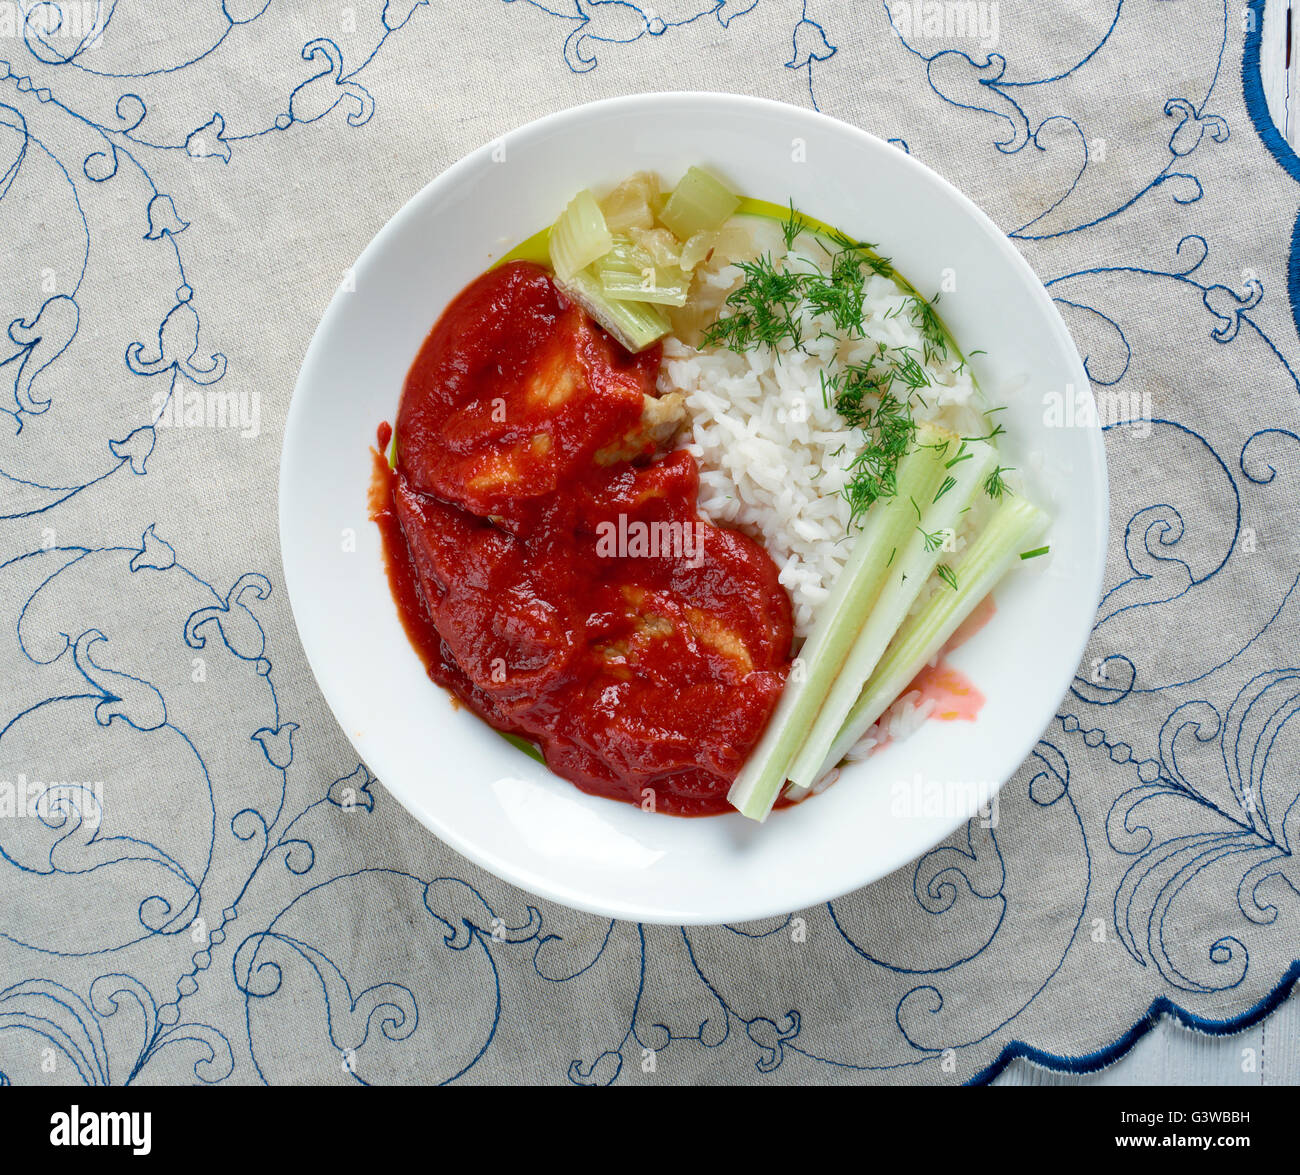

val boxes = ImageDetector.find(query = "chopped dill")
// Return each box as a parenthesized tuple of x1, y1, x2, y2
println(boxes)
(936, 565, 959, 591)
(984, 465, 1014, 499)
(918, 526, 946, 553)
(1020, 545, 1051, 560)
(945, 441, 973, 469)
(781, 199, 802, 250)
(701, 253, 807, 352)
(934, 475, 957, 503)
(910, 294, 948, 365)
(963, 420, 1007, 444)
(699, 208, 992, 524)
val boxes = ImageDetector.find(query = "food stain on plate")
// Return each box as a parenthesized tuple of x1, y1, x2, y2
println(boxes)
(908, 661, 984, 722)
(909, 593, 997, 723)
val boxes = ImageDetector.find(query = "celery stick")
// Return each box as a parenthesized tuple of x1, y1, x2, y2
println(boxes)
(786, 438, 996, 792)
(600, 271, 690, 306)
(597, 237, 690, 306)
(596, 235, 654, 276)
(659, 166, 741, 240)
(549, 190, 613, 281)
(555, 266, 670, 353)
(822, 496, 1050, 771)
(728, 431, 948, 822)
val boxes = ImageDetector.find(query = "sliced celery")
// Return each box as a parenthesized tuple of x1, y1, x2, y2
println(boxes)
(785, 438, 996, 792)
(554, 266, 670, 353)
(822, 496, 1050, 770)
(678, 230, 719, 271)
(600, 272, 690, 306)
(597, 237, 690, 306)
(659, 166, 741, 240)
(600, 271, 690, 306)
(549, 190, 613, 281)
(728, 430, 948, 822)
(597, 236, 656, 276)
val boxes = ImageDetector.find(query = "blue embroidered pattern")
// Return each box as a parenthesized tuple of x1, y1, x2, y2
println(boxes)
(0, 0, 1297, 1085)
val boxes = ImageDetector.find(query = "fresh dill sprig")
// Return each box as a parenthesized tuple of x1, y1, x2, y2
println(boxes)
(805, 249, 868, 334)
(910, 294, 948, 365)
(704, 234, 896, 354)
(781, 199, 802, 250)
(701, 253, 806, 352)
(984, 465, 1014, 499)
(963, 420, 1007, 444)
(945, 441, 973, 469)
(936, 565, 959, 591)
(918, 526, 946, 553)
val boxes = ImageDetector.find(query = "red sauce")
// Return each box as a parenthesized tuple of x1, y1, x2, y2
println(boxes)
(908, 661, 985, 722)
(833, 595, 994, 766)
(373, 261, 793, 816)
(908, 593, 994, 721)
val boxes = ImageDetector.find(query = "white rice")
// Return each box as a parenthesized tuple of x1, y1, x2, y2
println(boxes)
(661, 219, 988, 639)
(842, 691, 938, 765)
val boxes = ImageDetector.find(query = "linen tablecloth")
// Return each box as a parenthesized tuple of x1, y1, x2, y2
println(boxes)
(1, 0, 1297, 1085)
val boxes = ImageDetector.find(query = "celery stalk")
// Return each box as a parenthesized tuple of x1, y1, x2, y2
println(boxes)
(549, 190, 613, 281)
(659, 166, 741, 240)
(597, 236, 690, 306)
(785, 439, 996, 792)
(554, 266, 670, 353)
(821, 495, 1050, 771)
(596, 236, 654, 276)
(600, 271, 690, 306)
(728, 430, 948, 822)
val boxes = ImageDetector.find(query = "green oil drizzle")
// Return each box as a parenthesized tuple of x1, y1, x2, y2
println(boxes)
(491, 196, 973, 376)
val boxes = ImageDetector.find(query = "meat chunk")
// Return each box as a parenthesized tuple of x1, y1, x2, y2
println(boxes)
(395, 261, 662, 530)
(595, 392, 686, 465)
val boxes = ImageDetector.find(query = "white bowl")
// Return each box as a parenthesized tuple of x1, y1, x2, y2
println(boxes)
(280, 93, 1106, 925)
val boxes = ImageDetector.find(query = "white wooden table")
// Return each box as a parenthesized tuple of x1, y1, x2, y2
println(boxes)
(996, 1, 1298, 1086)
